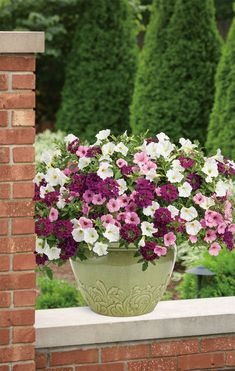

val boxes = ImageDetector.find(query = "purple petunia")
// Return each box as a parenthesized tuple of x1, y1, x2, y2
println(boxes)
(120, 224, 141, 243)
(223, 230, 234, 251)
(35, 253, 48, 265)
(134, 190, 154, 208)
(86, 146, 102, 158)
(154, 207, 172, 226)
(178, 156, 195, 169)
(121, 165, 133, 176)
(35, 218, 52, 237)
(140, 242, 158, 261)
(44, 191, 60, 207)
(160, 184, 178, 202)
(59, 237, 79, 260)
(186, 173, 202, 191)
(136, 178, 155, 192)
(67, 139, 80, 154)
(53, 220, 73, 239)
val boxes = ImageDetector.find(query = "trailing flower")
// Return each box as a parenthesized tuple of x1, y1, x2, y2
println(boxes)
(34, 130, 235, 272)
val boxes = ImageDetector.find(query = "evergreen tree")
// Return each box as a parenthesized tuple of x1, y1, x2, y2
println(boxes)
(131, 0, 222, 144)
(206, 12, 235, 159)
(56, 0, 137, 142)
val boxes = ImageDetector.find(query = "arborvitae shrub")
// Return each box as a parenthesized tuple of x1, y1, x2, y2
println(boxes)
(131, 0, 222, 144)
(56, 0, 137, 142)
(206, 14, 235, 159)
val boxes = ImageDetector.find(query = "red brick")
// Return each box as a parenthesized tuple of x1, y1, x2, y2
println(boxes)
(178, 352, 224, 370)
(13, 182, 34, 199)
(13, 326, 35, 343)
(0, 272, 35, 291)
(0, 344, 34, 362)
(46, 368, 74, 371)
(0, 111, 8, 126)
(0, 309, 35, 327)
(226, 350, 235, 366)
(0, 255, 10, 271)
(0, 219, 8, 235)
(128, 358, 177, 371)
(0, 184, 10, 199)
(12, 218, 35, 235)
(14, 290, 36, 307)
(12, 74, 35, 90)
(0, 328, 9, 345)
(0, 128, 35, 144)
(13, 254, 35, 271)
(102, 344, 150, 362)
(0, 74, 8, 90)
(151, 338, 199, 357)
(13, 147, 35, 163)
(76, 365, 124, 371)
(12, 363, 35, 371)
(0, 92, 35, 109)
(0, 165, 35, 181)
(0, 365, 9, 371)
(201, 335, 235, 352)
(0, 56, 35, 71)
(0, 236, 35, 253)
(51, 349, 98, 366)
(35, 352, 47, 369)
(12, 110, 35, 127)
(0, 147, 9, 163)
(0, 292, 11, 308)
(0, 201, 34, 217)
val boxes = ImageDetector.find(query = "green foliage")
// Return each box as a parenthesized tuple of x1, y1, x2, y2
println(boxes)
(36, 276, 86, 309)
(56, 0, 137, 143)
(131, 0, 222, 144)
(178, 249, 235, 299)
(35, 130, 65, 164)
(206, 15, 235, 160)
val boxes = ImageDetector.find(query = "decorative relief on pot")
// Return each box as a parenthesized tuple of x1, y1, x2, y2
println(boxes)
(79, 280, 167, 316)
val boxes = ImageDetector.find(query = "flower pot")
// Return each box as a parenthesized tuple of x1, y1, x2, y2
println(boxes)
(70, 246, 176, 317)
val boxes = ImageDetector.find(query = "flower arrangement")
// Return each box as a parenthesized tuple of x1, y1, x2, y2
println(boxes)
(34, 130, 235, 273)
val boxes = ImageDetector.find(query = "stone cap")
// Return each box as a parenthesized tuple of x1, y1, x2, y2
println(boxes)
(35, 296, 235, 349)
(0, 31, 44, 53)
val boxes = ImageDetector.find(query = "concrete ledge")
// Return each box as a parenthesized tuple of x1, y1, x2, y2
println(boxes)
(35, 297, 235, 349)
(0, 32, 44, 53)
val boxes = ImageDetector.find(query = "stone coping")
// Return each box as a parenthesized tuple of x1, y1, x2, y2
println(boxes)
(35, 296, 235, 349)
(0, 31, 44, 53)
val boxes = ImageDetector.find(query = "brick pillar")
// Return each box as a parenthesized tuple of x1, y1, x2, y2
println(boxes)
(0, 32, 44, 371)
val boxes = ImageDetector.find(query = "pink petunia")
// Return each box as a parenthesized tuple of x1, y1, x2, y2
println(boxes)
(217, 223, 227, 234)
(228, 224, 235, 233)
(49, 207, 58, 222)
(141, 161, 157, 174)
(205, 210, 223, 228)
(155, 187, 162, 196)
(63, 168, 72, 176)
(101, 214, 115, 226)
(164, 232, 176, 247)
(204, 230, 217, 243)
(116, 158, 127, 168)
(225, 200, 233, 221)
(83, 190, 94, 203)
(107, 198, 121, 213)
(79, 217, 93, 229)
(92, 194, 106, 205)
(133, 152, 149, 165)
(82, 203, 90, 215)
(193, 193, 206, 205)
(189, 235, 197, 243)
(125, 202, 137, 213)
(124, 212, 140, 225)
(118, 194, 129, 207)
(208, 242, 221, 256)
(154, 245, 167, 257)
(76, 146, 88, 157)
(117, 212, 126, 222)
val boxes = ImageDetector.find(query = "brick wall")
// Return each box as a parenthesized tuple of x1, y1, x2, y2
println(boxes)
(0, 33, 43, 369)
(35, 334, 235, 371)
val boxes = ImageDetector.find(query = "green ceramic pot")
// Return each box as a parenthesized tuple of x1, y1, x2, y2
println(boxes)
(70, 246, 176, 317)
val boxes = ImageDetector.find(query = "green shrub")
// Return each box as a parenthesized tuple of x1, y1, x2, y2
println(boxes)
(206, 12, 235, 159)
(131, 0, 222, 144)
(56, 0, 137, 142)
(178, 249, 235, 299)
(35, 130, 65, 164)
(36, 276, 86, 309)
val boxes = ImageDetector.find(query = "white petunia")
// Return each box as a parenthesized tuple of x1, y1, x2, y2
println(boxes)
(117, 179, 127, 195)
(84, 228, 99, 244)
(41, 149, 61, 166)
(145, 169, 158, 181)
(156, 140, 175, 159)
(45, 168, 68, 187)
(215, 180, 230, 197)
(40, 184, 55, 199)
(36, 238, 48, 254)
(200, 197, 215, 210)
(96, 129, 110, 141)
(71, 218, 80, 228)
(185, 220, 202, 236)
(115, 142, 128, 156)
(103, 224, 120, 242)
(178, 182, 192, 197)
(102, 142, 116, 156)
(44, 245, 61, 260)
(167, 205, 179, 218)
(33, 172, 45, 186)
(171, 160, 184, 172)
(64, 134, 78, 144)
(99, 154, 112, 162)
(141, 222, 158, 237)
(202, 158, 218, 181)
(78, 157, 91, 170)
(166, 169, 184, 183)
(143, 201, 160, 217)
(138, 236, 145, 247)
(180, 206, 198, 221)
(179, 138, 197, 153)
(56, 196, 66, 209)
(212, 148, 224, 163)
(145, 142, 159, 159)
(72, 227, 84, 242)
(93, 242, 109, 256)
(97, 162, 113, 179)
(156, 132, 169, 142)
